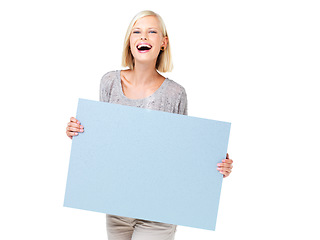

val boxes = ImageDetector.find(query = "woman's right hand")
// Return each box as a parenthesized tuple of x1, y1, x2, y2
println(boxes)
(66, 117, 84, 139)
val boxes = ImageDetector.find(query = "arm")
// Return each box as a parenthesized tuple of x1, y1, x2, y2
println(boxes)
(177, 88, 188, 116)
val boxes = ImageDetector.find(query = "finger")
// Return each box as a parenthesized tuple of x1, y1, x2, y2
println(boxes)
(70, 117, 80, 124)
(66, 126, 83, 133)
(68, 122, 84, 129)
(226, 153, 229, 159)
(223, 171, 230, 178)
(222, 159, 233, 164)
(218, 168, 230, 177)
(220, 168, 232, 176)
(217, 163, 233, 169)
(67, 131, 79, 136)
(67, 125, 84, 133)
(217, 166, 232, 172)
(66, 131, 77, 139)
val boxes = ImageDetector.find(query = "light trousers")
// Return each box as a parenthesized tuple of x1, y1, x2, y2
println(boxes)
(106, 214, 177, 240)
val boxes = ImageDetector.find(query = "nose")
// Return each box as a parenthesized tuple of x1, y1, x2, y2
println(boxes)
(141, 36, 147, 40)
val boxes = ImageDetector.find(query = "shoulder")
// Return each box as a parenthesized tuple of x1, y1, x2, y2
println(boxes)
(165, 78, 188, 115)
(100, 70, 120, 90)
(99, 70, 119, 102)
(166, 78, 187, 98)
(101, 70, 118, 84)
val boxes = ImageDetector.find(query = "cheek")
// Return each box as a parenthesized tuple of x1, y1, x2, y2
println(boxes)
(153, 36, 163, 47)
(129, 37, 138, 50)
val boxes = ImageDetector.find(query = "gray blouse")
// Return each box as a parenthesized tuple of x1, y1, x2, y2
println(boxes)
(99, 70, 188, 116)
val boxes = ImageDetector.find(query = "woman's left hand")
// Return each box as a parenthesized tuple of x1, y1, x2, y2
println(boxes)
(217, 153, 233, 178)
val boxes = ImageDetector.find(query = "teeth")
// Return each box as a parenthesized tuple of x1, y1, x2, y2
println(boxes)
(137, 44, 151, 49)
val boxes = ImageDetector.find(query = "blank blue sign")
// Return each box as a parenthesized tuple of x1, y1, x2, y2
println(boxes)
(64, 98, 231, 230)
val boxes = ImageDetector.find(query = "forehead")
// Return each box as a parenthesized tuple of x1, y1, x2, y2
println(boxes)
(132, 15, 161, 29)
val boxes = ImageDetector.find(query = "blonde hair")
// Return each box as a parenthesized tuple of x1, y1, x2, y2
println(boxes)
(121, 10, 173, 72)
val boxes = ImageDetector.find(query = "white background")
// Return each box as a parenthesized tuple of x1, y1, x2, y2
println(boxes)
(1, 0, 319, 239)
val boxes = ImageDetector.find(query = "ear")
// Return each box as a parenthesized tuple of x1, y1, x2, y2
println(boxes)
(161, 36, 169, 50)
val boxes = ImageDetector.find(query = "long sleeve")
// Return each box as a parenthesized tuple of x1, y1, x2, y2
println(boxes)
(99, 75, 107, 102)
(177, 88, 188, 116)
(99, 72, 114, 102)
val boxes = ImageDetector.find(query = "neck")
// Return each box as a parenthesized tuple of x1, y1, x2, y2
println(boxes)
(130, 61, 160, 86)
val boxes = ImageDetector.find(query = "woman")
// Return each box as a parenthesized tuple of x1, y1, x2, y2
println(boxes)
(66, 10, 233, 240)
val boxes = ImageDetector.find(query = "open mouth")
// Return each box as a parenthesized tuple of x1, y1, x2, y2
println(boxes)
(136, 44, 152, 52)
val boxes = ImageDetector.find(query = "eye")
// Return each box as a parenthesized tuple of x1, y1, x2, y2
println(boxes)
(132, 31, 140, 34)
(150, 30, 157, 33)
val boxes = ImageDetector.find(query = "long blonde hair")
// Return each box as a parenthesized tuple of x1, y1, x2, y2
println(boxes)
(121, 10, 173, 72)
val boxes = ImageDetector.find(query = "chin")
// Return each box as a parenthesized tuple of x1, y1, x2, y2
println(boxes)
(133, 56, 157, 64)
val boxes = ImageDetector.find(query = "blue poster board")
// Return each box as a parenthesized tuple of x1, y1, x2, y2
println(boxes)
(64, 98, 231, 230)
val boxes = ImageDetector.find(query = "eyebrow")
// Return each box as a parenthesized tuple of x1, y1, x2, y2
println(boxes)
(132, 27, 159, 30)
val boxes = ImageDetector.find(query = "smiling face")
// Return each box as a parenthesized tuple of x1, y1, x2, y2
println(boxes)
(129, 15, 168, 66)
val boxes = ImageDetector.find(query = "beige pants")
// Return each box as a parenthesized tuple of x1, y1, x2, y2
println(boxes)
(106, 214, 177, 240)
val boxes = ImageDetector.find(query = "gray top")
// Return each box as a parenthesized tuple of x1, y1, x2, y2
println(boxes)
(99, 70, 188, 115)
